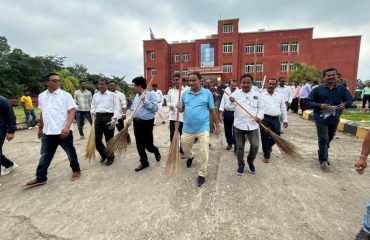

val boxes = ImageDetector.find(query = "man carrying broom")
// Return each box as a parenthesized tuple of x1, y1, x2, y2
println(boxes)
(91, 79, 121, 166)
(226, 74, 264, 175)
(307, 67, 353, 169)
(130, 76, 161, 172)
(260, 78, 288, 163)
(180, 71, 221, 187)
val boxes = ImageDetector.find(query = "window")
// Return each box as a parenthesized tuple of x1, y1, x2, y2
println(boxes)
(149, 51, 155, 60)
(281, 42, 289, 52)
(245, 63, 254, 73)
(256, 43, 264, 53)
(223, 24, 233, 33)
(254, 80, 262, 88)
(290, 42, 299, 52)
(290, 62, 297, 71)
(174, 54, 181, 62)
(174, 70, 180, 75)
(151, 68, 156, 76)
(223, 64, 232, 73)
(183, 69, 189, 77)
(245, 45, 255, 54)
(223, 42, 232, 53)
(182, 53, 189, 61)
(280, 62, 288, 72)
(256, 63, 263, 72)
(200, 44, 215, 67)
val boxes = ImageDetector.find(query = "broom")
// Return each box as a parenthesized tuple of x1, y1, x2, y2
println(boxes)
(165, 66, 183, 175)
(224, 91, 302, 160)
(85, 119, 96, 162)
(106, 77, 155, 156)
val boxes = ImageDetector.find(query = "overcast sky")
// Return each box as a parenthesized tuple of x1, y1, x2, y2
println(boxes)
(1, 0, 369, 82)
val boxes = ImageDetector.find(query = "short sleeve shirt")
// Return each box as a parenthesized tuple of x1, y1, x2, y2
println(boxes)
(38, 89, 77, 135)
(182, 88, 215, 134)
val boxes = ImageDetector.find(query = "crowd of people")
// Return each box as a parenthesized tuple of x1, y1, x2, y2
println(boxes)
(3, 67, 370, 237)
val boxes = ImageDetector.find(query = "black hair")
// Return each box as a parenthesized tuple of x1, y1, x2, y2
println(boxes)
(98, 79, 109, 85)
(132, 76, 147, 89)
(322, 67, 337, 77)
(79, 80, 87, 84)
(189, 71, 202, 80)
(109, 80, 117, 84)
(268, 78, 278, 83)
(43, 72, 58, 81)
(278, 76, 286, 82)
(152, 83, 158, 88)
(240, 73, 253, 82)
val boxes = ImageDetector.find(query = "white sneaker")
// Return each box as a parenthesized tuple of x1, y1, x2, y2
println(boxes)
(2, 163, 18, 176)
(28, 127, 33, 130)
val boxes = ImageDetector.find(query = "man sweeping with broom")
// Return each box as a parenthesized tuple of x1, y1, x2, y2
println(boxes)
(130, 76, 161, 172)
(180, 71, 221, 187)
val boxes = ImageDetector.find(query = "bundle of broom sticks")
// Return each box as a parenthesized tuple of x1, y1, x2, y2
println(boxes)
(223, 91, 302, 160)
(106, 77, 155, 156)
(85, 119, 96, 162)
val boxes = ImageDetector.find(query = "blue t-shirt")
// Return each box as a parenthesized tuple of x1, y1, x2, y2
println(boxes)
(181, 88, 215, 134)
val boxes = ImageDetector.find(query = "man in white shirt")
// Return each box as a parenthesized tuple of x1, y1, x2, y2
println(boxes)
(260, 78, 288, 163)
(25, 72, 81, 187)
(226, 74, 264, 176)
(219, 80, 238, 152)
(91, 79, 121, 166)
(276, 77, 292, 110)
(167, 73, 185, 157)
(152, 84, 165, 125)
(108, 80, 131, 144)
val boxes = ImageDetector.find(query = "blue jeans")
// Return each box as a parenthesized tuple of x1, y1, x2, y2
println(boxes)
(315, 122, 338, 163)
(24, 109, 36, 128)
(76, 111, 92, 137)
(36, 132, 80, 182)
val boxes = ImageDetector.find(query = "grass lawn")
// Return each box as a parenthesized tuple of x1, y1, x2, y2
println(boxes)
(341, 112, 370, 123)
(13, 106, 41, 122)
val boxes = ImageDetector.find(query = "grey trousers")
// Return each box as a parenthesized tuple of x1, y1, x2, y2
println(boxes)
(234, 127, 260, 167)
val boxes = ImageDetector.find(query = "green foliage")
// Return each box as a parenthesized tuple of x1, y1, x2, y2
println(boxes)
(288, 62, 321, 84)
(0, 36, 132, 99)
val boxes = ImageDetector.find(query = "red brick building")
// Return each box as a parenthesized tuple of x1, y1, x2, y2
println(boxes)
(143, 18, 361, 94)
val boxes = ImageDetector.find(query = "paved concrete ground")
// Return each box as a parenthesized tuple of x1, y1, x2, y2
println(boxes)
(0, 108, 369, 240)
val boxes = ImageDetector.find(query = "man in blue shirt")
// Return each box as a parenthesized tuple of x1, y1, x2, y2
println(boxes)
(308, 67, 353, 169)
(130, 76, 160, 171)
(181, 71, 221, 187)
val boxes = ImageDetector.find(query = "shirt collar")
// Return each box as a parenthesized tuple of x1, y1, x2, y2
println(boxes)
(47, 88, 61, 95)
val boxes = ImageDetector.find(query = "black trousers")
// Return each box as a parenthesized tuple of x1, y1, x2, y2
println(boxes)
(315, 122, 338, 163)
(223, 111, 235, 146)
(300, 98, 308, 113)
(363, 95, 370, 108)
(0, 128, 14, 174)
(116, 118, 131, 142)
(260, 115, 281, 159)
(291, 97, 299, 113)
(133, 118, 159, 165)
(95, 113, 115, 160)
(169, 120, 183, 153)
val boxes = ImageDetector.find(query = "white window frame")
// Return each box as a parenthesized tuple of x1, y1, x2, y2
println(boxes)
(256, 43, 264, 53)
(281, 42, 289, 52)
(149, 51, 155, 60)
(151, 68, 157, 76)
(223, 64, 232, 73)
(290, 62, 297, 71)
(174, 54, 181, 62)
(254, 80, 262, 88)
(223, 24, 233, 33)
(223, 43, 233, 53)
(245, 63, 254, 73)
(256, 63, 263, 72)
(245, 45, 255, 54)
(183, 69, 189, 77)
(182, 53, 190, 62)
(174, 70, 180, 75)
(290, 42, 299, 52)
(280, 62, 288, 72)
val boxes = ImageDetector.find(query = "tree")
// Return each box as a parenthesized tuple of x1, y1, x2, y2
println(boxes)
(288, 62, 321, 84)
(57, 69, 78, 95)
(67, 63, 88, 80)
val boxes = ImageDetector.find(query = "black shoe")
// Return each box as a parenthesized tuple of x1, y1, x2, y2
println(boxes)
(356, 228, 370, 240)
(135, 164, 149, 172)
(197, 176, 205, 187)
(106, 157, 114, 166)
(154, 151, 161, 162)
(162, 121, 165, 124)
(100, 157, 107, 163)
(187, 157, 194, 168)
(247, 161, 255, 174)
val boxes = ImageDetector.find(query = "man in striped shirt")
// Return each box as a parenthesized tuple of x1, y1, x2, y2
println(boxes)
(74, 80, 92, 140)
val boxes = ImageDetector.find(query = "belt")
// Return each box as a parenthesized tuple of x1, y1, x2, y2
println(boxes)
(96, 112, 113, 116)
(264, 114, 279, 119)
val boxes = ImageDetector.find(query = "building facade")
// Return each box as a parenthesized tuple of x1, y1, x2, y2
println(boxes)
(143, 18, 361, 94)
